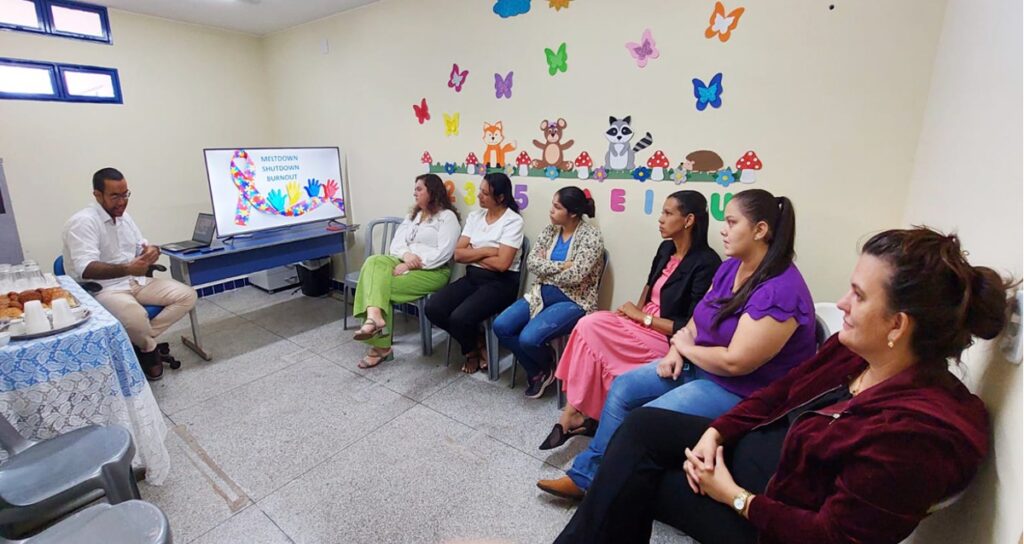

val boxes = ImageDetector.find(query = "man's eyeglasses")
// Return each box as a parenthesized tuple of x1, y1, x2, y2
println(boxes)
(109, 191, 131, 202)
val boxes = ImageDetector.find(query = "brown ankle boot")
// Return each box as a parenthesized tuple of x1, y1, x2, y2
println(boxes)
(537, 476, 584, 500)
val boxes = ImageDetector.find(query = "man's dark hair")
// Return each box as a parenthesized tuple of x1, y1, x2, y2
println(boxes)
(92, 167, 125, 192)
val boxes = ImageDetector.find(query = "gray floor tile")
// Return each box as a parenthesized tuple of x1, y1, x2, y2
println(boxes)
(421, 375, 590, 469)
(259, 405, 573, 544)
(141, 423, 251, 544)
(159, 298, 235, 338)
(150, 320, 317, 415)
(206, 286, 303, 315)
(171, 356, 415, 500)
(651, 522, 697, 544)
(193, 505, 294, 544)
(243, 296, 351, 354)
(325, 337, 464, 401)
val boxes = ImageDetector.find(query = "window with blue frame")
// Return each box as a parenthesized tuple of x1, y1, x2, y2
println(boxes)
(0, 0, 111, 44)
(0, 57, 122, 103)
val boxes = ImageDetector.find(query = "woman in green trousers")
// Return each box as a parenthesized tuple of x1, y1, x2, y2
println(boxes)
(352, 174, 462, 368)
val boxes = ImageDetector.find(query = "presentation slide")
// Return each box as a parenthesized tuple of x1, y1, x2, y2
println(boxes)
(204, 147, 345, 237)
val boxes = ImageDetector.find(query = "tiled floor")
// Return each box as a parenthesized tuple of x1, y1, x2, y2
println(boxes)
(143, 286, 694, 543)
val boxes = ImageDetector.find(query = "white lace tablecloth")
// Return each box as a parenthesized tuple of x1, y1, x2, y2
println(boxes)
(0, 277, 170, 485)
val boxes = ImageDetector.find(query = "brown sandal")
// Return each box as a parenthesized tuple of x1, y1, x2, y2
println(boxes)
(358, 347, 394, 369)
(353, 318, 386, 341)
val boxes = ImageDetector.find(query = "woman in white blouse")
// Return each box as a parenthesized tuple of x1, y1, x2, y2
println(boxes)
(352, 174, 462, 368)
(425, 172, 525, 374)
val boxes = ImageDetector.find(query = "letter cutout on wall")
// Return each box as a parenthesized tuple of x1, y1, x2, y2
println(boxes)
(444, 180, 456, 203)
(643, 189, 654, 215)
(711, 192, 733, 221)
(610, 189, 626, 212)
(514, 184, 529, 210)
(463, 182, 476, 206)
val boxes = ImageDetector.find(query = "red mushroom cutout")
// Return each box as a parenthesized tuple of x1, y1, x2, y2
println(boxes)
(647, 150, 670, 181)
(421, 151, 433, 173)
(574, 151, 594, 179)
(515, 151, 532, 177)
(465, 152, 480, 175)
(735, 150, 762, 183)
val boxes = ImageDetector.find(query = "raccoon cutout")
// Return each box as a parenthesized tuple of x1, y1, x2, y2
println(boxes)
(604, 116, 653, 171)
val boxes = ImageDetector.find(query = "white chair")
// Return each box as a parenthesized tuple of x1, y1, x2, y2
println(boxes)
(341, 216, 403, 330)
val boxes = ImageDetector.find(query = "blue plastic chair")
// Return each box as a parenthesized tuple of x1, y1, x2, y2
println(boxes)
(53, 256, 163, 320)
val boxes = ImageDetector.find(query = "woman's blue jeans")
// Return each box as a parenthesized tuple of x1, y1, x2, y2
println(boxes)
(493, 285, 585, 379)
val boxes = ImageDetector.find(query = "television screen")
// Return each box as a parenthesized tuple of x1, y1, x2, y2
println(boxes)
(203, 147, 345, 237)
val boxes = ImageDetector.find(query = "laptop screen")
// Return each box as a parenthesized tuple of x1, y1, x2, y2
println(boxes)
(192, 213, 216, 243)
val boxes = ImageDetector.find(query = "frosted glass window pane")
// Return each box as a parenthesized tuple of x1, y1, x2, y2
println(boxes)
(0, 0, 41, 28)
(63, 70, 114, 97)
(51, 5, 104, 37)
(0, 64, 55, 95)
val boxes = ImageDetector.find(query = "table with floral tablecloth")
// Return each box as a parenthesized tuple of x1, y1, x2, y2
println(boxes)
(0, 276, 169, 484)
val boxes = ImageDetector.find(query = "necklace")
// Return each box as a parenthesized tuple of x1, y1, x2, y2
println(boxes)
(849, 370, 868, 396)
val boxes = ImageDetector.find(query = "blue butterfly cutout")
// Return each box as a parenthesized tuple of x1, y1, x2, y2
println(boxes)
(692, 72, 724, 111)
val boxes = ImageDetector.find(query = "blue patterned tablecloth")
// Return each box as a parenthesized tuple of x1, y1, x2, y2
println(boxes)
(0, 276, 170, 484)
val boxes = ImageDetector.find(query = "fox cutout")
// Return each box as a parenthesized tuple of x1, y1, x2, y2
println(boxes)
(482, 121, 516, 167)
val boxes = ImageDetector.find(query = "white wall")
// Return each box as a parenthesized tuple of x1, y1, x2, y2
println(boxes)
(901, 0, 1023, 542)
(262, 0, 947, 306)
(0, 10, 274, 266)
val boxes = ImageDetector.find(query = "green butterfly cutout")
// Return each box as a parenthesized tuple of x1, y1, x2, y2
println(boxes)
(545, 42, 568, 76)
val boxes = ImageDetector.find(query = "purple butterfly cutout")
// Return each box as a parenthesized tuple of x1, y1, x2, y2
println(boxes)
(494, 71, 513, 99)
(448, 63, 469, 92)
(625, 29, 660, 68)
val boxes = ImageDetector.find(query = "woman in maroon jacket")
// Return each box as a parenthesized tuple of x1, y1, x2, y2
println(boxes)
(554, 227, 1012, 544)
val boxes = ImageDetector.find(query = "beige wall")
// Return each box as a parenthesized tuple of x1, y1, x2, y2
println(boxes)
(0, 10, 274, 266)
(901, 0, 1022, 542)
(262, 0, 946, 306)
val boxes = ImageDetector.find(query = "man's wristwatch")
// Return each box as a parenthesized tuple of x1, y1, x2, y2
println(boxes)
(732, 490, 753, 514)
(643, 313, 654, 328)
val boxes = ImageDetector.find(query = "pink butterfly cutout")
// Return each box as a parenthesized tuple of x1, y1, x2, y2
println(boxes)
(625, 29, 660, 68)
(413, 98, 430, 124)
(448, 63, 469, 92)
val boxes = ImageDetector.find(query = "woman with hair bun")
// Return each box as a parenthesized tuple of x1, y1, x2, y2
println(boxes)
(494, 186, 605, 399)
(555, 226, 1014, 544)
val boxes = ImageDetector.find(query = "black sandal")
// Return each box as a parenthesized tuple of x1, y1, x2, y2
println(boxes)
(538, 418, 598, 451)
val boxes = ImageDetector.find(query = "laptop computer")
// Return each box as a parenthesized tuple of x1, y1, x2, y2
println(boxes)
(163, 213, 216, 252)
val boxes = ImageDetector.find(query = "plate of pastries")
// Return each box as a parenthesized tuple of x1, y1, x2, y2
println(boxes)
(0, 288, 80, 319)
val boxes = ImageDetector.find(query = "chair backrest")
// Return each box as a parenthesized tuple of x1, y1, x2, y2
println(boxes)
(516, 237, 531, 296)
(813, 302, 844, 341)
(53, 255, 65, 275)
(597, 249, 610, 290)
(0, 412, 34, 455)
(363, 216, 404, 259)
(927, 489, 966, 514)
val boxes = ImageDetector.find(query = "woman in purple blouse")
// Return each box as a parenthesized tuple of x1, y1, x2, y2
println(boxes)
(539, 188, 816, 500)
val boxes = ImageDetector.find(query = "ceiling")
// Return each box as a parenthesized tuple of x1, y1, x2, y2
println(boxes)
(90, 0, 380, 36)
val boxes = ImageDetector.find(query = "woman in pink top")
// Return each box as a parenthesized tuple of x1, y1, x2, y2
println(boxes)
(540, 191, 722, 450)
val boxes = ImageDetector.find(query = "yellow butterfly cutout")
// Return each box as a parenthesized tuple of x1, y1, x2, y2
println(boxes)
(444, 112, 460, 136)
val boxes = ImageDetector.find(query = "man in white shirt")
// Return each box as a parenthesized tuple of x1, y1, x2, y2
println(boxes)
(62, 167, 197, 380)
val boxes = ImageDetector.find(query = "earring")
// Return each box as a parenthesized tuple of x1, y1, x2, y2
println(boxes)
(887, 339, 894, 349)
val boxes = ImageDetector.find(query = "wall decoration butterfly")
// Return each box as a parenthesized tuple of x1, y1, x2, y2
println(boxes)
(448, 63, 469, 92)
(705, 2, 745, 42)
(443, 112, 460, 136)
(692, 73, 724, 111)
(412, 98, 430, 124)
(494, 71, 514, 99)
(625, 28, 659, 68)
(545, 42, 568, 76)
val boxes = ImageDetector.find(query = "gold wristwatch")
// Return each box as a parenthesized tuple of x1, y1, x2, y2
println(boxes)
(732, 490, 752, 514)
(643, 314, 654, 328)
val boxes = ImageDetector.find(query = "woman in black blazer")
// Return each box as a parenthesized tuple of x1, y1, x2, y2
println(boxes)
(539, 191, 721, 450)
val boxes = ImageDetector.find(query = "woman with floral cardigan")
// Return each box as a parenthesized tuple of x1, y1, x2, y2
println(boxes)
(494, 187, 605, 399)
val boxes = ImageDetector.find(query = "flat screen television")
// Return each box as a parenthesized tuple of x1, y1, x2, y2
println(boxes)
(203, 147, 345, 237)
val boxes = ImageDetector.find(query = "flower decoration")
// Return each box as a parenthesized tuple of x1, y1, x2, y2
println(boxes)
(672, 168, 688, 184)
(631, 166, 652, 182)
(592, 167, 608, 182)
(444, 162, 457, 175)
(544, 166, 561, 180)
(716, 167, 736, 187)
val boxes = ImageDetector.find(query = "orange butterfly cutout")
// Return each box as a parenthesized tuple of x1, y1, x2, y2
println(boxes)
(705, 2, 745, 43)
